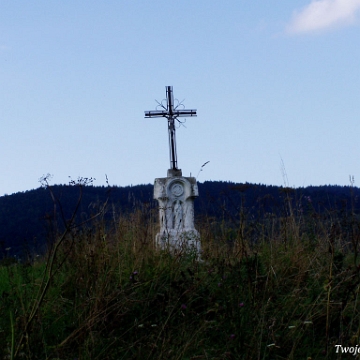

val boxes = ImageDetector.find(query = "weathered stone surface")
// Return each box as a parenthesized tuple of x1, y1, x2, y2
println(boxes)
(154, 175, 200, 254)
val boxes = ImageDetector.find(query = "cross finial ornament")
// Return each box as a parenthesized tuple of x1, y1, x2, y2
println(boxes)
(145, 86, 197, 174)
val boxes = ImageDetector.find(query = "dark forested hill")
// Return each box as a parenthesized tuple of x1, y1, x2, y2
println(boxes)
(1, 181, 359, 259)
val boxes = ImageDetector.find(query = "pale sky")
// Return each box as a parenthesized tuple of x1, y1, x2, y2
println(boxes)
(1, 0, 360, 195)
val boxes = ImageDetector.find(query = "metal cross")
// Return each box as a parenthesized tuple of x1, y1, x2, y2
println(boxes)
(145, 86, 197, 170)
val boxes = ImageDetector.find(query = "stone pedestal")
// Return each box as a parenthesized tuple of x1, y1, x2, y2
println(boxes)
(154, 171, 200, 254)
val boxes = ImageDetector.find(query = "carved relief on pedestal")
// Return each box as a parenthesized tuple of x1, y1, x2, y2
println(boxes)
(170, 183, 184, 197)
(154, 176, 200, 253)
(173, 200, 183, 230)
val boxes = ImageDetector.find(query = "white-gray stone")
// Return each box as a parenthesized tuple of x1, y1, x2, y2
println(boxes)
(154, 173, 200, 254)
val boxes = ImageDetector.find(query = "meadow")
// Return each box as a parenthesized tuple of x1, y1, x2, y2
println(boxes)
(1, 182, 360, 359)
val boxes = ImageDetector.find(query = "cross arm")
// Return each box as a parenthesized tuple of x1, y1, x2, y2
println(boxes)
(144, 110, 169, 118)
(173, 109, 197, 117)
(144, 109, 197, 118)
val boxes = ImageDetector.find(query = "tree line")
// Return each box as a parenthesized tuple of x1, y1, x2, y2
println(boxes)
(0, 180, 359, 259)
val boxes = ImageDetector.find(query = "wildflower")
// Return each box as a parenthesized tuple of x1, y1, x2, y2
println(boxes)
(130, 271, 138, 281)
(230, 334, 235, 339)
(181, 304, 187, 310)
(218, 282, 222, 287)
(239, 302, 244, 307)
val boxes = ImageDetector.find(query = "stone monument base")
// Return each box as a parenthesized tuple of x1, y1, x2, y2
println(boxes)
(156, 229, 200, 254)
(154, 172, 201, 256)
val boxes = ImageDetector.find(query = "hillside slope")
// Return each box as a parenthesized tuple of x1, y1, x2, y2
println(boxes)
(0, 181, 359, 259)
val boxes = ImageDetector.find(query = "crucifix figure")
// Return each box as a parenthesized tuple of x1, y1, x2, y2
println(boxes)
(145, 86, 197, 171)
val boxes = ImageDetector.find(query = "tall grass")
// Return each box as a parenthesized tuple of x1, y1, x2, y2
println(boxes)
(1, 186, 360, 359)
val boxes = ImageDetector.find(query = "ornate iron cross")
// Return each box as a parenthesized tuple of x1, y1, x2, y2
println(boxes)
(145, 86, 197, 170)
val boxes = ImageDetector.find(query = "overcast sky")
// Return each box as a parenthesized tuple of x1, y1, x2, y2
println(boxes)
(1, 0, 360, 195)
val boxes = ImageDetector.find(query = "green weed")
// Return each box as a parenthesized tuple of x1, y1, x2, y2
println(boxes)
(1, 184, 360, 359)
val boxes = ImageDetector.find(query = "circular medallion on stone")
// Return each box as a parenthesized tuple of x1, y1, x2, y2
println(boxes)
(170, 183, 184, 197)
